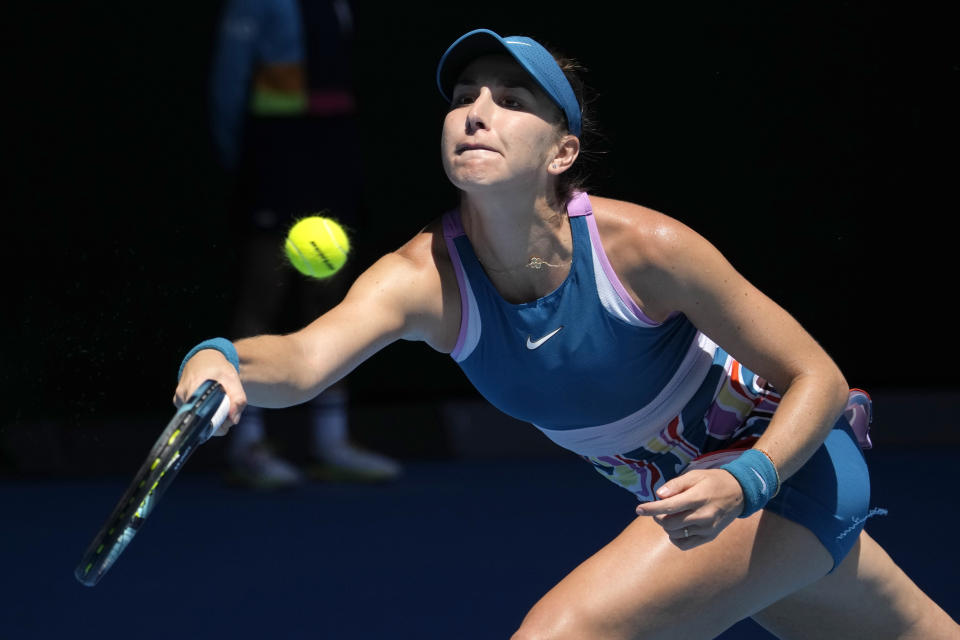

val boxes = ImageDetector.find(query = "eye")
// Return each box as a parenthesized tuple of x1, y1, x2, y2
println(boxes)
(451, 93, 476, 107)
(500, 96, 524, 109)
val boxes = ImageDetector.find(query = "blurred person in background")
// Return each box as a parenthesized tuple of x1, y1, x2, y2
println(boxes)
(209, 0, 400, 488)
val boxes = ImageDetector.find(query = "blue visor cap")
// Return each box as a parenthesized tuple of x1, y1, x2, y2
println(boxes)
(436, 29, 582, 137)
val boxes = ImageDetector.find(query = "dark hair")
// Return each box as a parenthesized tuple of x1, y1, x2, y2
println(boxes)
(547, 50, 604, 208)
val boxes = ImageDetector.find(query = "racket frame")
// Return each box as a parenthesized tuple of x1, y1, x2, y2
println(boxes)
(74, 379, 228, 586)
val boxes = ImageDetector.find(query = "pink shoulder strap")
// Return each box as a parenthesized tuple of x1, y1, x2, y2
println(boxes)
(566, 191, 592, 217)
(442, 209, 465, 238)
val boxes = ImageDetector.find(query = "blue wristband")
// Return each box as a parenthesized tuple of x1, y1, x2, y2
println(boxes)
(720, 449, 780, 517)
(178, 338, 240, 380)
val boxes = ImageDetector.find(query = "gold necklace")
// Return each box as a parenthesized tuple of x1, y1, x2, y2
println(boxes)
(478, 254, 570, 273)
(525, 256, 565, 269)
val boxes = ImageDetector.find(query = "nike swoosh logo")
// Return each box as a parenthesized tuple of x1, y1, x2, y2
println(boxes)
(526, 326, 563, 350)
(750, 468, 768, 496)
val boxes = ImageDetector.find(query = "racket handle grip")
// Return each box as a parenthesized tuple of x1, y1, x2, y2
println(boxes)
(203, 394, 232, 442)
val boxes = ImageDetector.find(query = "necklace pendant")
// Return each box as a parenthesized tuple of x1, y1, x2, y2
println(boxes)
(527, 256, 545, 270)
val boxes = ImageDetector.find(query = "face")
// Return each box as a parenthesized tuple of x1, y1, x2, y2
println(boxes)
(441, 54, 567, 195)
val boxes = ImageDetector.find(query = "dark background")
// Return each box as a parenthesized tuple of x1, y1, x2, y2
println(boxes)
(5, 2, 958, 466)
(3, 5, 958, 638)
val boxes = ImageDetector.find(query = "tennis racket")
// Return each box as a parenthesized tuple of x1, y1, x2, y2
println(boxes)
(74, 379, 230, 586)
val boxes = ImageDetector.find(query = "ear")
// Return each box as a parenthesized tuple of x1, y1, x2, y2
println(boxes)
(548, 135, 581, 175)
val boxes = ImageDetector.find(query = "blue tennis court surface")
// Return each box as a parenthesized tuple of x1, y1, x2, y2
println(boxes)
(2, 449, 956, 639)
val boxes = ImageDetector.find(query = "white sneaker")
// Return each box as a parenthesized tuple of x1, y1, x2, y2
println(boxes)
(310, 443, 402, 483)
(228, 444, 305, 490)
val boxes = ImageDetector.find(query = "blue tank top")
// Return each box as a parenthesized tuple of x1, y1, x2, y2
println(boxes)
(442, 193, 704, 431)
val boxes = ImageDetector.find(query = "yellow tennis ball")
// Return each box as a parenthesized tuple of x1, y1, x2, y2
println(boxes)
(284, 216, 350, 279)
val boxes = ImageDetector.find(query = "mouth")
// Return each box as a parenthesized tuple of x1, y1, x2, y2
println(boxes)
(456, 143, 498, 155)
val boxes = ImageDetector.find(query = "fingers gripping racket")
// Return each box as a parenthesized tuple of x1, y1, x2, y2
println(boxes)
(74, 380, 230, 586)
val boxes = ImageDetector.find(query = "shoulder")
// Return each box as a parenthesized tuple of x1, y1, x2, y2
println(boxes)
(587, 196, 724, 321)
(351, 218, 460, 351)
(589, 196, 701, 264)
(387, 218, 455, 294)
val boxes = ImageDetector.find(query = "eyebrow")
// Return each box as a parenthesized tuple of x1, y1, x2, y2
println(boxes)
(455, 74, 539, 93)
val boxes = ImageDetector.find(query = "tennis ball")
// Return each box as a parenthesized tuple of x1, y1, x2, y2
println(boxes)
(284, 216, 350, 279)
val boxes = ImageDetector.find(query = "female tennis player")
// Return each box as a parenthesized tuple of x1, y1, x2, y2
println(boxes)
(177, 29, 957, 639)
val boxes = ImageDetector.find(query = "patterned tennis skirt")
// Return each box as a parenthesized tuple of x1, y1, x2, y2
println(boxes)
(582, 347, 781, 501)
(581, 346, 878, 569)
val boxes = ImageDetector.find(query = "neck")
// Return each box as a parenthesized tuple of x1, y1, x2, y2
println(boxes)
(459, 188, 571, 274)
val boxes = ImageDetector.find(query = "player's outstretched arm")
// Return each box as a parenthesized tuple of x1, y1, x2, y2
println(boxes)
(175, 227, 454, 433)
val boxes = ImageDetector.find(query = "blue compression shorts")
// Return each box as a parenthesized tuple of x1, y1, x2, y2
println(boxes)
(764, 417, 875, 571)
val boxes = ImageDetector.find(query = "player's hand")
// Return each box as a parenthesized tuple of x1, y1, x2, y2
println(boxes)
(173, 349, 246, 436)
(634, 469, 745, 549)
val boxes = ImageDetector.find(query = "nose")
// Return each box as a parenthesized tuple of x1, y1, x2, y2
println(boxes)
(465, 87, 494, 133)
